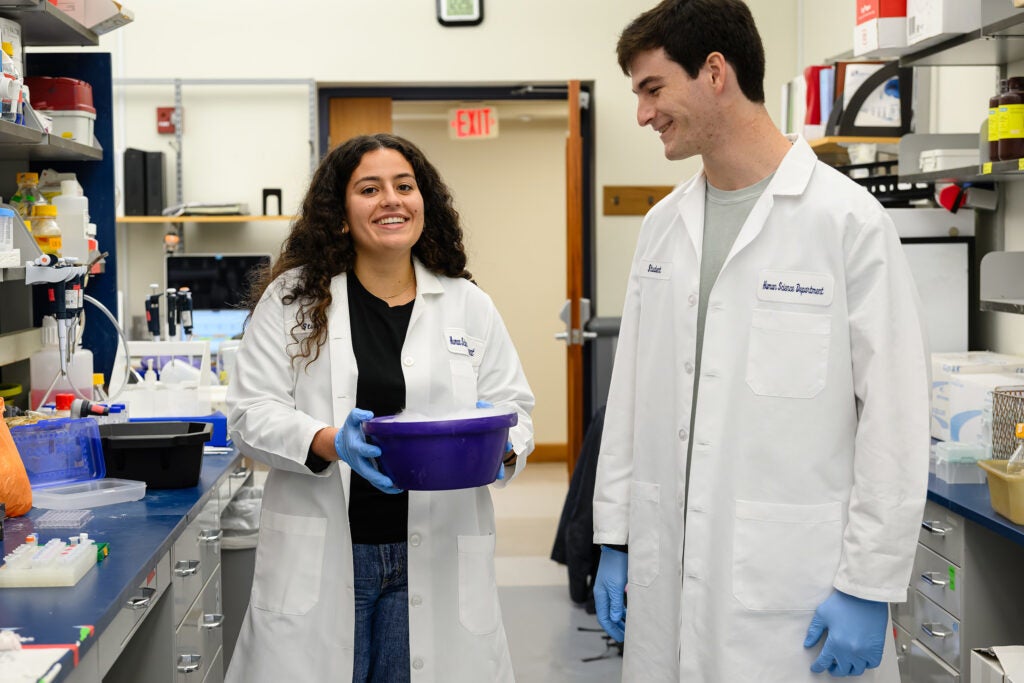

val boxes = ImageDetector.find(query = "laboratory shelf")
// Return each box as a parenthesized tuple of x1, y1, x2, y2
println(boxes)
(809, 136, 901, 156)
(31, 133, 104, 161)
(0, 0, 98, 46)
(897, 3, 1024, 67)
(0, 118, 43, 146)
(117, 215, 297, 223)
(0, 265, 25, 282)
(979, 251, 1024, 314)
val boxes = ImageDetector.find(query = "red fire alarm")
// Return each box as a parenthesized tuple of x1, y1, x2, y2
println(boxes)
(157, 106, 178, 134)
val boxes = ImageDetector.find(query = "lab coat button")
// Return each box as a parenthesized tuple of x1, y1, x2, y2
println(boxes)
(688, 293, 697, 306)
(678, 428, 688, 441)
(403, 356, 415, 367)
(409, 533, 422, 546)
(412, 658, 424, 670)
(411, 594, 423, 607)
(685, 361, 694, 374)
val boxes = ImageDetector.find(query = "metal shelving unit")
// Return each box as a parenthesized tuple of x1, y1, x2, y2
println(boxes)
(0, 0, 97, 46)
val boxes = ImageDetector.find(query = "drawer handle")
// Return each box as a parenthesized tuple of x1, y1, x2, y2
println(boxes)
(126, 587, 155, 610)
(920, 571, 948, 587)
(174, 559, 200, 577)
(921, 622, 953, 639)
(198, 529, 222, 544)
(230, 466, 250, 480)
(921, 520, 952, 535)
(201, 613, 225, 630)
(176, 653, 201, 673)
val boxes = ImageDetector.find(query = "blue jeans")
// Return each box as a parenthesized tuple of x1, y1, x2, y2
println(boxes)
(352, 543, 410, 683)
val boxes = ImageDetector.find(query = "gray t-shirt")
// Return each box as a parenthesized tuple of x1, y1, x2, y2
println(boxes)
(688, 173, 774, 456)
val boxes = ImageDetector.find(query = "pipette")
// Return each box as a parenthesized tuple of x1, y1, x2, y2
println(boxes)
(166, 288, 178, 339)
(178, 287, 194, 338)
(145, 284, 162, 340)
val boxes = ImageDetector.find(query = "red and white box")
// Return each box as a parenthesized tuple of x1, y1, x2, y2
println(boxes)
(854, 0, 908, 56)
(25, 76, 96, 144)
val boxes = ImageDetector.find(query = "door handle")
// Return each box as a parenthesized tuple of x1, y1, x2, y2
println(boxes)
(198, 529, 222, 544)
(921, 622, 953, 639)
(200, 613, 225, 630)
(177, 654, 201, 673)
(921, 520, 952, 535)
(126, 586, 155, 610)
(174, 559, 200, 577)
(230, 466, 250, 480)
(920, 571, 948, 587)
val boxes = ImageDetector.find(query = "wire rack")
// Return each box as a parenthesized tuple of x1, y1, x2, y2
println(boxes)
(991, 386, 1024, 459)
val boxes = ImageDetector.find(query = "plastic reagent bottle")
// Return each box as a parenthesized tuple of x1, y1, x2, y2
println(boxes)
(29, 317, 93, 409)
(31, 203, 61, 256)
(10, 172, 42, 219)
(53, 178, 89, 263)
(0, 41, 21, 123)
(1008, 422, 1024, 475)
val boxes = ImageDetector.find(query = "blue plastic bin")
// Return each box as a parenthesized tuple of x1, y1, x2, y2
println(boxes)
(10, 418, 106, 489)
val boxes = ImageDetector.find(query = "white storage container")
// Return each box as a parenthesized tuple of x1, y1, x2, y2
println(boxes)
(919, 148, 980, 173)
(48, 109, 95, 144)
(907, 0, 982, 47)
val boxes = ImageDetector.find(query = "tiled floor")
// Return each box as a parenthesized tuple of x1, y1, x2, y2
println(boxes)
(494, 462, 622, 682)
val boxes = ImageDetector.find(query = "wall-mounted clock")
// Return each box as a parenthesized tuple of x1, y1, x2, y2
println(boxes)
(437, 0, 483, 27)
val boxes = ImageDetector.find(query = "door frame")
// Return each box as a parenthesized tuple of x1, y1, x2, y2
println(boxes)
(317, 82, 598, 465)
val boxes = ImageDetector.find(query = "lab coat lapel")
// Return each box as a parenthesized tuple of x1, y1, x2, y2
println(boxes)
(327, 272, 357, 503)
(675, 174, 706, 266)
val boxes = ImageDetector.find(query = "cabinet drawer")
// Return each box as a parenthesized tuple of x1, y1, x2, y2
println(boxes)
(202, 646, 224, 683)
(913, 543, 963, 619)
(175, 564, 223, 682)
(919, 499, 965, 566)
(909, 638, 960, 682)
(893, 623, 912, 680)
(891, 592, 915, 633)
(913, 590, 961, 670)
(172, 495, 222, 626)
(97, 551, 170, 676)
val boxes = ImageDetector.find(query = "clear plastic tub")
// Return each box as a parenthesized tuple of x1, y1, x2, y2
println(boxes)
(10, 417, 105, 488)
(32, 478, 146, 510)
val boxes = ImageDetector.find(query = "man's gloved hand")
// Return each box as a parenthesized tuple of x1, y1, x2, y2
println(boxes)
(803, 589, 888, 677)
(335, 408, 402, 494)
(476, 400, 512, 480)
(594, 546, 628, 643)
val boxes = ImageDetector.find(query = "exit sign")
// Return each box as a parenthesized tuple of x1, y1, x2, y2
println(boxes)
(449, 107, 499, 139)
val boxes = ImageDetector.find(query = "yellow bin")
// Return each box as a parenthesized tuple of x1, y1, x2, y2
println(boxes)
(977, 460, 1024, 525)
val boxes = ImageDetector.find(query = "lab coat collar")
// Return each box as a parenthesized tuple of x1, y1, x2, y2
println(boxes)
(676, 133, 815, 200)
(412, 257, 444, 295)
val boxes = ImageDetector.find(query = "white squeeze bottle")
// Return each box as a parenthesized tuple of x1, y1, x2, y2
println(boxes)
(53, 178, 89, 264)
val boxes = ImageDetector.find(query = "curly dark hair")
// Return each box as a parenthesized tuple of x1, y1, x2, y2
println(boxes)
(246, 133, 473, 364)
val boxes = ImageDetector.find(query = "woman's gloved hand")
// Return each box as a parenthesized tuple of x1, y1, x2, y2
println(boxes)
(335, 408, 402, 494)
(594, 546, 628, 643)
(803, 589, 888, 677)
(476, 400, 512, 480)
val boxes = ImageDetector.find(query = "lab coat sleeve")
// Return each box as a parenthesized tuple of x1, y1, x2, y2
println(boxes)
(834, 203, 930, 603)
(592, 237, 644, 546)
(226, 278, 333, 476)
(475, 296, 535, 487)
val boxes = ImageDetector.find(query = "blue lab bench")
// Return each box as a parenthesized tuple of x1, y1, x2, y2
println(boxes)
(0, 449, 249, 683)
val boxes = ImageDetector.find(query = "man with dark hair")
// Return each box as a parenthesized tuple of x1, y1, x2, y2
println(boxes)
(592, 1, 930, 680)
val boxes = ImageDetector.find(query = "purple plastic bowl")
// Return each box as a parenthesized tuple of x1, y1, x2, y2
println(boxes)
(363, 411, 518, 491)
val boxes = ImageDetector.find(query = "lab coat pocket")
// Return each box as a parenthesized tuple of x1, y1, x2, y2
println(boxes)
(457, 533, 500, 635)
(746, 309, 831, 399)
(732, 500, 842, 611)
(628, 481, 660, 587)
(251, 510, 327, 615)
(450, 359, 478, 406)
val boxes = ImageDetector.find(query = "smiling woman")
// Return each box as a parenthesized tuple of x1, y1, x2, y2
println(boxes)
(224, 132, 536, 683)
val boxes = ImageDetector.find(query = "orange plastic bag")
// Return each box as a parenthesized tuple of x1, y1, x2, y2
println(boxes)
(0, 397, 32, 516)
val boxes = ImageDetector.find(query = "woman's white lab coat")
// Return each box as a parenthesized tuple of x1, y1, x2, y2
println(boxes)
(224, 259, 534, 683)
(593, 137, 930, 682)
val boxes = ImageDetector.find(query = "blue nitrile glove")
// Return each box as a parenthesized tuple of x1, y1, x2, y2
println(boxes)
(593, 546, 628, 643)
(476, 400, 513, 480)
(335, 408, 403, 494)
(804, 589, 888, 677)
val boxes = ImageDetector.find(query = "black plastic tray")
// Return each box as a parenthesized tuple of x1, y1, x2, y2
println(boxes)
(98, 421, 212, 489)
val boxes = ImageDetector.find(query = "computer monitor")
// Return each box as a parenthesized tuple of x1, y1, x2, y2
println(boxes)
(187, 308, 251, 355)
(165, 253, 271, 310)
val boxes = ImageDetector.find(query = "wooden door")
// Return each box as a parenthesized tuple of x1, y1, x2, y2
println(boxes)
(328, 98, 393, 148)
(565, 80, 585, 476)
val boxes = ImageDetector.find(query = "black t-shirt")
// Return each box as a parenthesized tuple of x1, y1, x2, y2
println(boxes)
(305, 272, 412, 544)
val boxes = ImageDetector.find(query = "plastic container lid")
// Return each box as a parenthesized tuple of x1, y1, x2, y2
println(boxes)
(32, 478, 146, 510)
(16, 172, 38, 184)
(33, 204, 57, 217)
(0, 207, 15, 217)
(55, 393, 74, 411)
(9, 417, 106, 488)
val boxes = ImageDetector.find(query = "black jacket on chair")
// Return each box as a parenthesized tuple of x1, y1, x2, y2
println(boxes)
(551, 405, 606, 607)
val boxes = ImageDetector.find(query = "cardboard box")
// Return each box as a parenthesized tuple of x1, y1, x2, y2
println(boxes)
(84, 0, 134, 35)
(854, 0, 908, 56)
(907, 0, 981, 47)
(930, 372, 1024, 443)
(971, 646, 1024, 683)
